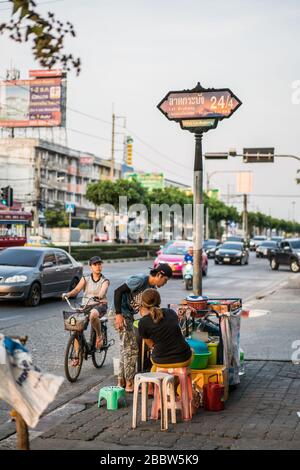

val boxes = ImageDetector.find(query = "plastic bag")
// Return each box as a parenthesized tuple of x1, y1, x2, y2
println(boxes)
(0, 334, 64, 428)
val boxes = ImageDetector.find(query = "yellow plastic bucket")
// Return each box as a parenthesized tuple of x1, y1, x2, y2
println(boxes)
(207, 342, 218, 365)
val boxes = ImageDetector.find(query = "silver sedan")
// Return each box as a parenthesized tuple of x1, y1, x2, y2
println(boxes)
(0, 247, 83, 306)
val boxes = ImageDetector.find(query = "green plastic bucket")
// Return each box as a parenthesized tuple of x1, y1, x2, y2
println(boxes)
(190, 352, 211, 369)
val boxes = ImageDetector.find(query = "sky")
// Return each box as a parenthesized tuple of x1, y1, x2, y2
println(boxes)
(1, 0, 300, 220)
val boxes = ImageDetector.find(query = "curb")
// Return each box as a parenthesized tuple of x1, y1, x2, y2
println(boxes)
(243, 273, 297, 307)
(82, 257, 153, 266)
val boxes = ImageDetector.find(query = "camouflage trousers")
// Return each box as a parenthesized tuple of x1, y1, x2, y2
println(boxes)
(118, 318, 139, 383)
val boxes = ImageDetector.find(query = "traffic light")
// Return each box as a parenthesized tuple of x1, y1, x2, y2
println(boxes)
(0, 186, 13, 207)
(126, 137, 133, 166)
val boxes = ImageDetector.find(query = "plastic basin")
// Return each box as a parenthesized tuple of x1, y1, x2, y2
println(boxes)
(190, 352, 212, 369)
(186, 338, 208, 354)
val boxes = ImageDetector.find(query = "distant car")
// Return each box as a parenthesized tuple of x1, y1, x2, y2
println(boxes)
(0, 247, 83, 306)
(25, 236, 51, 247)
(270, 236, 283, 243)
(215, 242, 249, 265)
(249, 236, 267, 251)
(153, 241, 208, 277)
(256, 240, 278, 258)
(203, 239, 221, 258)
(268, 238, 300, 273)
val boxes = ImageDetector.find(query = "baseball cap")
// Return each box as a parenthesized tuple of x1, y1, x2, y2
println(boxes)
(152, 263, 173, 279)
(89, 256, 103, 265)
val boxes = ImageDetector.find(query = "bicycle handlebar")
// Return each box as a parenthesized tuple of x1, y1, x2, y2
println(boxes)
(63, 296, 104, 312)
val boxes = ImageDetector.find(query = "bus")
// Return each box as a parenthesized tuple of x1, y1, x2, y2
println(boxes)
(0, 210, 32, 250)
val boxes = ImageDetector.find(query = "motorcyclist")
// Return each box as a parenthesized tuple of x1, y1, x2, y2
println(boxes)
(184, 246, 194, 264)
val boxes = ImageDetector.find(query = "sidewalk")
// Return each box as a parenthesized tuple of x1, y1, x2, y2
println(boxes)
(1, 276, 300, 451)
(1, 360, 300, 451)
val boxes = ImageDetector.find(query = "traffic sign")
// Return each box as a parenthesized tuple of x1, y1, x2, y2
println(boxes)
(243, 148, 274, 163)
(65, 202, 75, 214)
(158, 83, 242, 128)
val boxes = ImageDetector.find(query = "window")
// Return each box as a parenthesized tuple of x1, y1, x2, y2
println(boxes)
(56, 251, 71, 265)
(43, 252, 57, 265)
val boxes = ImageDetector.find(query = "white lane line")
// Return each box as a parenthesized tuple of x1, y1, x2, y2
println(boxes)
(0, 316, 20, 322)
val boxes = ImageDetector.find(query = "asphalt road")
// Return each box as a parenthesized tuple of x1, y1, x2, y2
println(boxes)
(0, 253, 297, 430)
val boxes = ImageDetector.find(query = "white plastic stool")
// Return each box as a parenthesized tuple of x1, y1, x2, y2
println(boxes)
(132, 372, 175, 431)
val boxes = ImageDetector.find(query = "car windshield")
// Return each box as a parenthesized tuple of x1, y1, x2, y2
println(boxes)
(0, 249, 41, 267)
(260, 242, 276, 247)
(221, 243, 242, 250)
(163, 244, 190, 255)
(290, 240, 300, 249)
(204, 240, 217, 248)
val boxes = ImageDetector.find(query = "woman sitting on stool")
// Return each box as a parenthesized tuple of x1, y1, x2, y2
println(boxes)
(138, 289, 192, 378)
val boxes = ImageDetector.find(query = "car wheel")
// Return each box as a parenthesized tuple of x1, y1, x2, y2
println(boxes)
(290, 260, 300, 273)
(270, 258, 279, 270)
(214, 260, 219, 265)
(24, 282, 41, 307)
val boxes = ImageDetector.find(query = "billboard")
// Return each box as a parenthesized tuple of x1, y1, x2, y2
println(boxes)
(125, 172, 165, 190)
(236, 172, 253, 193)
(0, 70, 66, 127)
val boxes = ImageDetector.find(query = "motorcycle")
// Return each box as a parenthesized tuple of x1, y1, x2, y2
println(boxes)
(183, 261, 193, 290)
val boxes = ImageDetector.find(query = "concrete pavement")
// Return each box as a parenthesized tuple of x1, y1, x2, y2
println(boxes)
(0, 255, 300, 449)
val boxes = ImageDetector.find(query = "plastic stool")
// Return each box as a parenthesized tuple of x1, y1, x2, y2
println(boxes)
(151, 375, 177, 430)
(98, 386, 126, 410)
(154, 366, 193, 421)
(132, 372, 173, 431)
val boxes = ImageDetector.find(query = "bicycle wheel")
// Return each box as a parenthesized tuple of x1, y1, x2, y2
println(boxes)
(92, 325, 107, 369)
(64, 333, 84, 382)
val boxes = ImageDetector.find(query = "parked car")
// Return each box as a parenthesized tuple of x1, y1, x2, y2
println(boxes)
(249, 236, 267, 251)
(268, 238, 300, 272)
(0, 247, 83, 306)
(270, 236, 283, 243)
(153, 241, 208, 277)
(203, 239, 221, 258)
(215, 242, 249, 265)
(256, 240, 278, 258)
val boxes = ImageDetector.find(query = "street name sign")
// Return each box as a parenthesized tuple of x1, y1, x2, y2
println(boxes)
(158, 83, 242, 132)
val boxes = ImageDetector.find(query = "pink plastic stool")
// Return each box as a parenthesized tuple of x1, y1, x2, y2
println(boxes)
(151, 366, 193, 421)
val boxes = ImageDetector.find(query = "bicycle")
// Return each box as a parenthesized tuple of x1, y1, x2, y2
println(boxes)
(63, 296, 115, 383)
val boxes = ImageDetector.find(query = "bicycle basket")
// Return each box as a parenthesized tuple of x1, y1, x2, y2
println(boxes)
(63, 311, 88, 332)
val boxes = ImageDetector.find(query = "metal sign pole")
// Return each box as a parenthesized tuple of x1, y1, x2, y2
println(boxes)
(68, 211, 72, 255)
(193, 133, 203, 296)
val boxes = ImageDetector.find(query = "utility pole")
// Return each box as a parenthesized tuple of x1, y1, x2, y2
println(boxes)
(34, 150, 41, 235)
(242, 194, 248, 240)
(193, 133, 203, 296)
(110, 111, 116, 180)
(205, 173, 209, 240)
(68, 211, 72, 255)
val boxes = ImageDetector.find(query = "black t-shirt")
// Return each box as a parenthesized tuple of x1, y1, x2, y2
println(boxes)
(138, 308, 192, 364)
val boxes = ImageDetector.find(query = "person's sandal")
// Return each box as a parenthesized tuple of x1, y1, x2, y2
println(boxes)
(71, 357, 79, 367)
(125, 381, 134, 393)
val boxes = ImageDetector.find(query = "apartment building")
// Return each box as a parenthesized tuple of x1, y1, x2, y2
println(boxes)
(0, 138, 121, 224)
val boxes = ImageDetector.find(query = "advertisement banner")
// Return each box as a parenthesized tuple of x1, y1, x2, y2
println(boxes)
(0, 72, 66, 127)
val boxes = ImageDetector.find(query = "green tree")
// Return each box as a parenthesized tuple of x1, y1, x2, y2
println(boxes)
(86, 179, 149, 207)
(0, 0, 80, 74)
(45, 202, 68, 228)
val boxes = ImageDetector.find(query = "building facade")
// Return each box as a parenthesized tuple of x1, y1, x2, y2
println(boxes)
(0, 138, 121, 226)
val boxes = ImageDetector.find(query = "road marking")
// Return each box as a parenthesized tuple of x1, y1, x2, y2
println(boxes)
(0, 316, 20, 322)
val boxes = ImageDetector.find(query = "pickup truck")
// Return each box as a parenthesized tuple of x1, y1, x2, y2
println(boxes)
(268, 238, 300, 272)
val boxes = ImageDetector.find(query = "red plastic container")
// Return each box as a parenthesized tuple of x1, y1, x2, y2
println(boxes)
(203, 374, 225, 411)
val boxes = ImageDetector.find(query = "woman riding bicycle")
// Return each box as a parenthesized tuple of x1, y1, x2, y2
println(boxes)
(63, 256, 110, 355)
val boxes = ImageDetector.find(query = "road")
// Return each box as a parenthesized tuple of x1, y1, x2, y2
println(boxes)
(0, 252, 298, 429)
